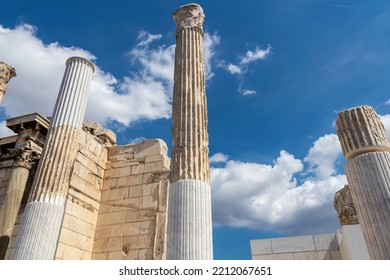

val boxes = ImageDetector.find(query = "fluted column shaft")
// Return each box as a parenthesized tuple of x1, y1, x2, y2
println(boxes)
(0, 149, 35, 259)
(171, 23, 209, 182)
(167, 4, 213, 260)
(11, 57, 94, 259)
(336, 106, 390, 259)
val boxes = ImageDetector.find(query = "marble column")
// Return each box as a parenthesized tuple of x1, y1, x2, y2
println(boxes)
(336, 105, 390, 259)
(0, 149, 37, 259)
(0, 61, 16, 106)
(167, 3, 213, 260)
(11, 57, 95, 259)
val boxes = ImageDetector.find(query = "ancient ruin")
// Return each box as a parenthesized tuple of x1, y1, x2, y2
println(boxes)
(1, 3, 390, 261)
(336, 106, 390, 259)
(0, 61, 16, 106)
(167, 3, 213, 260)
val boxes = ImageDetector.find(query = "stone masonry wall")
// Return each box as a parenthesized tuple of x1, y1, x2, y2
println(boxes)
(0, 160, 14, 209)
(92, 139, 169, 260)
(55, 130, 108, 260)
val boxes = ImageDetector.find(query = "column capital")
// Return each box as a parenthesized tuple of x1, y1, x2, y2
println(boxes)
(0, 61, 16, 96)
(336, 105, 390, 160)
(334, 184, 359, 226)
(9, 147, 39, 170)
(173, 3, 204, 33)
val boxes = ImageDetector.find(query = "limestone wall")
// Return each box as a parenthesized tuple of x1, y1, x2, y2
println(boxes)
(92, 139, 169, 260)
(55, 130, 107, 260)
(1, 114, 170, 260)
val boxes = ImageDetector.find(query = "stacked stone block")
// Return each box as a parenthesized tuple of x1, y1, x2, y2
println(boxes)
(92, 139, 169, 260)
(55, 129, 108, 260)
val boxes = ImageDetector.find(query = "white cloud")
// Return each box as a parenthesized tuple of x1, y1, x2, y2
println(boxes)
(226, 64, 242, 75)
(204, 32, 220, 80)
(210, 153, 229, 163)
(304, 134, 342, 179)
(0, 24, 219, 133)
(221, 44, 271, 76)
(379, 114, 390, 139)
(219, 44, 271, 96)
(238, 83, 256, 96)
(211, 135, 347, 236)
(240, 45, 272, 65)
(0, 121, 13, 137)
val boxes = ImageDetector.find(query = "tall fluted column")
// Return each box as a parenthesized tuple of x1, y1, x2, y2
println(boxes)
(0, 149, 37, 259)
(11, 57, 94, 259)
(0, 61, 16, 106)
(167, 3, 213, 260)
(336, 105, 390, 259)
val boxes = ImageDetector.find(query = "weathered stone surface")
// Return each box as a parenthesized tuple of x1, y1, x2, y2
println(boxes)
(334, 184, 359, 225)
(83, 121, 116, 146)
(0, 61, 16, 105)
(336, 106, 390, 160)
(11, 57, 95, 260)
(336, 105, 390, 260)
(171, 3, 209, 183)
(167, 3, 213, 260)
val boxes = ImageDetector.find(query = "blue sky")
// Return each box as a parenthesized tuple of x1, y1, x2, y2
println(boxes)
(1, 0, 390, 259)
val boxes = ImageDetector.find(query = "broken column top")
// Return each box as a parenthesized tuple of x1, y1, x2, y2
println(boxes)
(173, 3, 205, 31)
(0, 61, 17, 95)
(336, 105, 390, 160)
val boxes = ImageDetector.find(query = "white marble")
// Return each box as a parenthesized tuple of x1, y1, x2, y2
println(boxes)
(250, 239, 272, 255)
(270, 235, 316, 253)
(11, 197, 66, 259)
(313, 233, 338, 251)
(345, 152, 390, 259)
(167, 179, 213, 259)
(337, 224, 370, 260)
(51, 57, 94, 129)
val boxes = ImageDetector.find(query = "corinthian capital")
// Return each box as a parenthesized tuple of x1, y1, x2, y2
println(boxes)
(0, 61, 16, 96)
(9, 147, 40, 170)
(173, 3, 205, 32)
(334, 184, 359, 225)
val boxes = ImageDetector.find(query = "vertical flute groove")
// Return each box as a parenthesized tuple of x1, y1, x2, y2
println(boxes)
(12, 57, 94, 259)
(167, 4, 213, 260)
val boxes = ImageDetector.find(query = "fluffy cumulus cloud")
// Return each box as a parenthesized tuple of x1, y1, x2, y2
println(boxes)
(0, 24, 219, 136)
(211, 134, 347, 235)
(304, 134, 341, 179)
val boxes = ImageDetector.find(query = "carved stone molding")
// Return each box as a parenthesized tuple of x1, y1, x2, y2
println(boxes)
(173, 4, 205, 34)
(334, 184, 359, 225)
(9, 147, 40, 170)
(0, 61, 16, 96)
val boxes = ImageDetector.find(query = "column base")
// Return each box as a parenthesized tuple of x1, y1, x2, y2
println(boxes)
(167, 179, 213, 260)
(11, 196, 66, 260)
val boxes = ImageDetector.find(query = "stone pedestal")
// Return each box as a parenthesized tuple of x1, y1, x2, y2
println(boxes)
(336, 106, 390, 259)
(0, 61, 16, 106)
(167, 4, 213, 260)
(11, 57, 94, 259)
